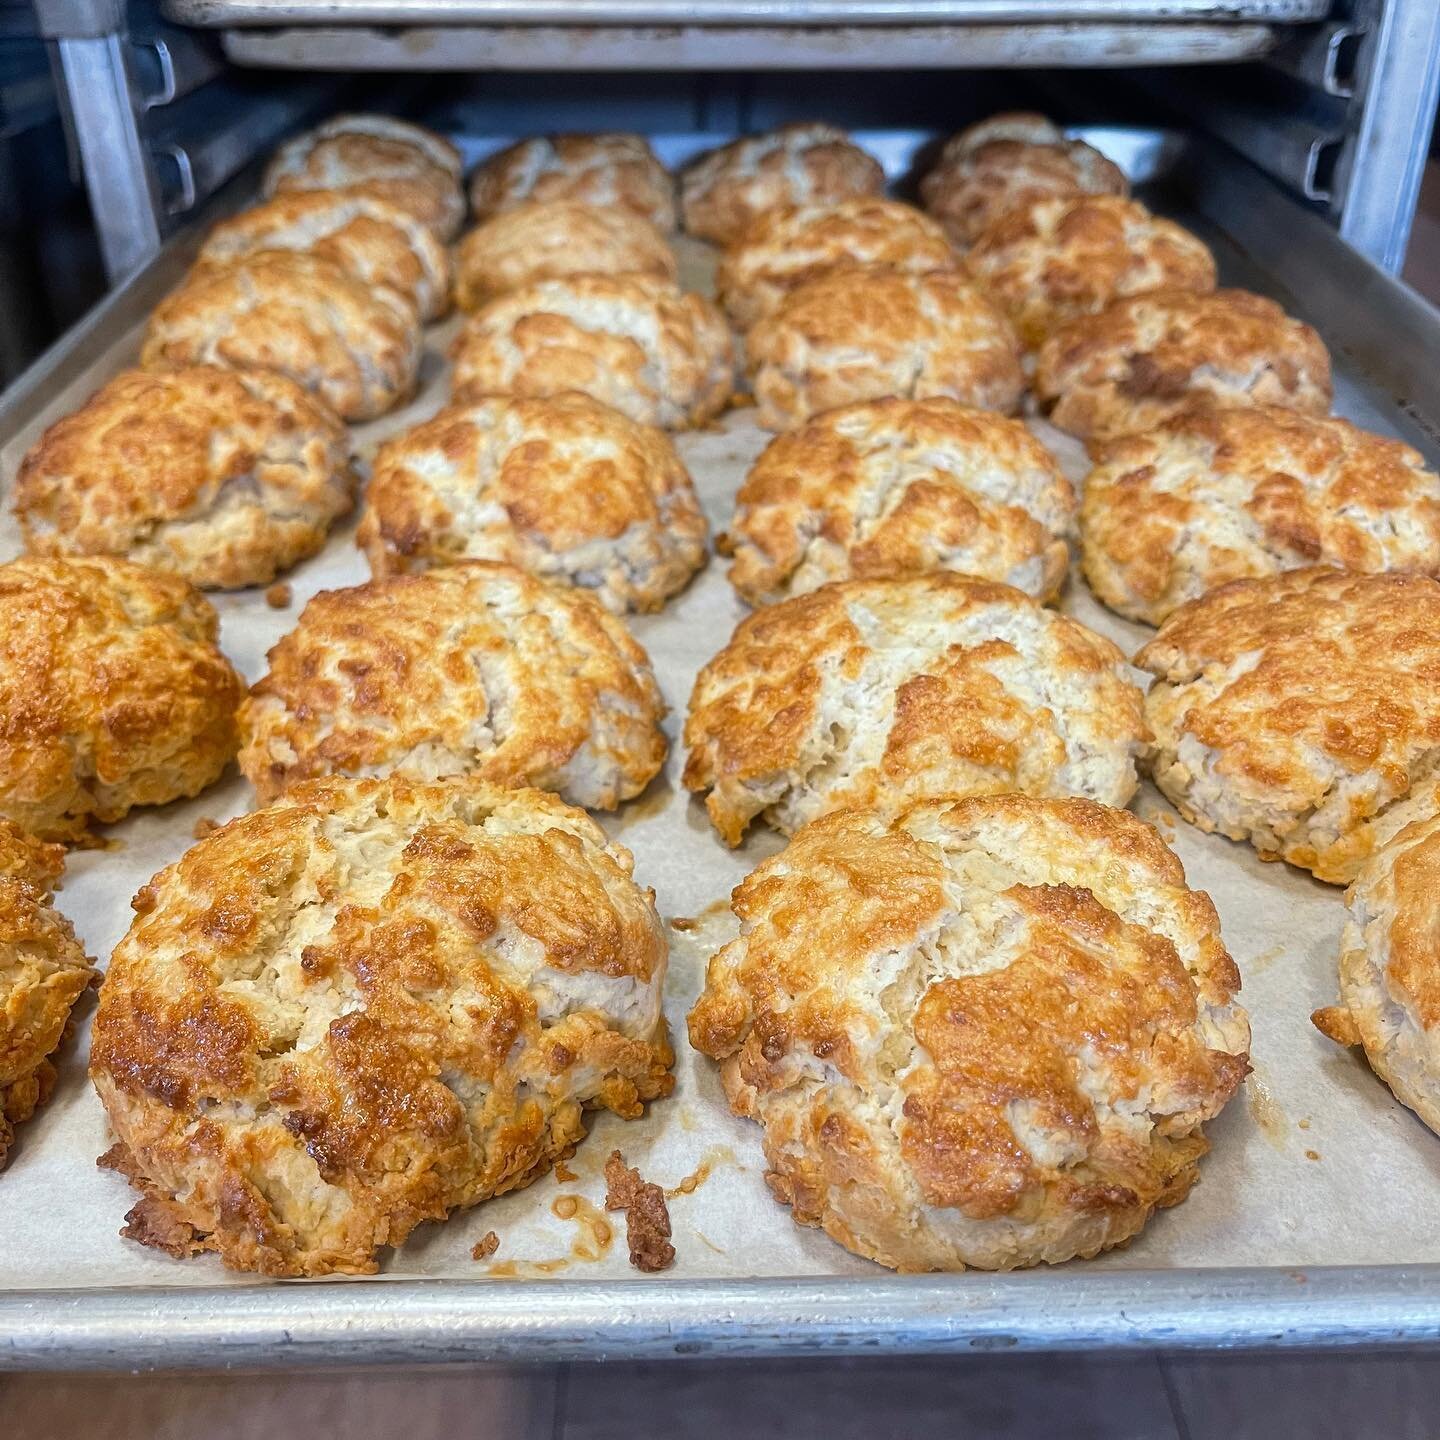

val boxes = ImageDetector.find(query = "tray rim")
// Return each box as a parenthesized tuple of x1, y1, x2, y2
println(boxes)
(6, 130, 1440, 1367)
(161, 0, 1331, 32)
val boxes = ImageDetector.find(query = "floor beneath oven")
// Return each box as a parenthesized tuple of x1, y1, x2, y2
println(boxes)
(7, 1351, 1440, 1438)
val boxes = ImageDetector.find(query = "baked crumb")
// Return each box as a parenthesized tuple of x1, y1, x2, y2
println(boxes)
(604, 1149, 675, 1273)
(472, 1230, 500, 1260)
(265, 582, 293, 609)
(669, 916, 697, 933)
(554, 1153, 578, 1183)
(191, 817, 221, 840)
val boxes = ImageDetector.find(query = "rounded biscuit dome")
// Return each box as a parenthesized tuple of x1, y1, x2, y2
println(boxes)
(966, 195, 1215, 349)
(468, 133, 674, 230)
(1035, 288, 1333, 441)
(142, 251, 421, 423)
(715, 197, 957, 330)
(1314, 783, 1440, 1137)
(454, 201, 677, 313)
(0, 818, 96, 1168)
(683, 572, 1147, 846)
(725, 397, 1075, 605)
(687, 793, 1250, 1272)
(920, 123, 1128, 248)
(745, 267, 1024, 432)
(680, 122, 885, 246)
(0, 555, 242, 842)
(1136, 567, 1440, 884)
(1081, 404, 1440, 626)
(13, 365, 355, 591)
(89, 774, 673, 1276)
(450, 273, 734, 430)
(263, 113, 465, 241)
(199, 190, 451, 323)
(239, 561, 667, 809)
(357, 393, 707, 613)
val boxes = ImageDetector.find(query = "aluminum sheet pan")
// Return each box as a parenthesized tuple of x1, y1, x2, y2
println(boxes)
(166, 1, 1330, 31)
(4, 131, 1440, 1369)
(217, 22, 1282, 71)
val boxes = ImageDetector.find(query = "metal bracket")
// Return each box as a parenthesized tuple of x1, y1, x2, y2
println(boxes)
(1266, 20, 1364, 98)
(34, 0, 125, 40)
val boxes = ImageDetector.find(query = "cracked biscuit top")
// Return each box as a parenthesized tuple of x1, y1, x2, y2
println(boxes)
(687, 793, 1249, 1271)
(90, 774, 672, 1275)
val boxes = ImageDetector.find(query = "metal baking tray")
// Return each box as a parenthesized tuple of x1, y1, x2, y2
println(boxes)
(167, 1, 1331, 29)
(5, 129, 1440, 1372)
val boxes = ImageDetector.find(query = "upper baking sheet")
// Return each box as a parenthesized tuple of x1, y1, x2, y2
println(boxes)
(167, 0, 1329, 28)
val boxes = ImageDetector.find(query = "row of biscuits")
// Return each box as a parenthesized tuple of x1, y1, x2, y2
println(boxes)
(0, 111, 1435, 1280)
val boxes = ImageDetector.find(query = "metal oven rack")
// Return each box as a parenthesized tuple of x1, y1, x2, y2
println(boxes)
(20, 0, 1440, 285)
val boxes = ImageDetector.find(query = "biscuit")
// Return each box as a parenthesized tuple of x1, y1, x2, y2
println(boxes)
(745, 268, 1023, 431)
(239, 562, 667, 809)
(142, 251, 421, 423)
(90, 774, 673, 1275)
(715, 198, 956, 330)
(451, 274, 733, 430)
(468, 133, 675, 230)
(1314, 784, 1440, 1136)
(683, 572, 1147, 845)
(199, 190, 451, 323)
(454, 201, 677, 313)
(0, 556, 242, 842)
(726, 397, 1075, 605)
(1035, 288, 1333, 441)
(263, 113, 465, 241)
(680, 123, 885, 246)
(920, 118, 1128, 247)
(14, 366, 355, 591)
(687, 793, 1250, 1271)
(357, 393, 707, 613)
(1136, 567, 1440, 883)
(0, 819, 96, 1168)
(1081, 405, 1440, 625)
(966, 195, 1216, 349)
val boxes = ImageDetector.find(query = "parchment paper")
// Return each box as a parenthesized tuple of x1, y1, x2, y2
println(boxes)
(2, 233, 1436, 1297)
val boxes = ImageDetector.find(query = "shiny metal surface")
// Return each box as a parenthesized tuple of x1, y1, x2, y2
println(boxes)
(165, 0, 1330, 28)
(5, 1268, 1440, 1370)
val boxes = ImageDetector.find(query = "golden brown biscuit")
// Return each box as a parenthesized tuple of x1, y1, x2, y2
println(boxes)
(920, 116, 1128, 247)
(357, 393, 706, 613)
(90, 774, 673, 1276)
(468, 133, 674, 230)
(966, 195, 1215, 349)
(451, 274, 733, 430)
(0, 819, 96, 1168)
(726, 397, 1075, 605)
(680, 123, 885, 246)
(687, 793, 1250, 1271)
(0, 556, 242, 842)
(1314, 783, 1440, 1136)
(198, 190, 451, 323)
(745, 268, 1023, 432)
(13, 366, 354, 591)
(1136, 567, 1440, 883)
(454, 201, 677, 313)
(715, 198, 957, 330)
(683, 572, 1147, 845)
(1035, 288, 1333, 441)
(263, 113, 465, 241)
(142, 252, 421, 423)
(239, 562, 666, 809)
(1081, 405, 1440, 625)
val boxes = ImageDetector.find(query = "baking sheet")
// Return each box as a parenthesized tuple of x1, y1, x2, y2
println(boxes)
(2, 221, 1438, 1306)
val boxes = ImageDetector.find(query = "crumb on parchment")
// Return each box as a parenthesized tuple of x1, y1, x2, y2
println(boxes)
(265, 582, 293, 609)
(472, 1230, 500, 1260)
(604, 1149, 675, 1273)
